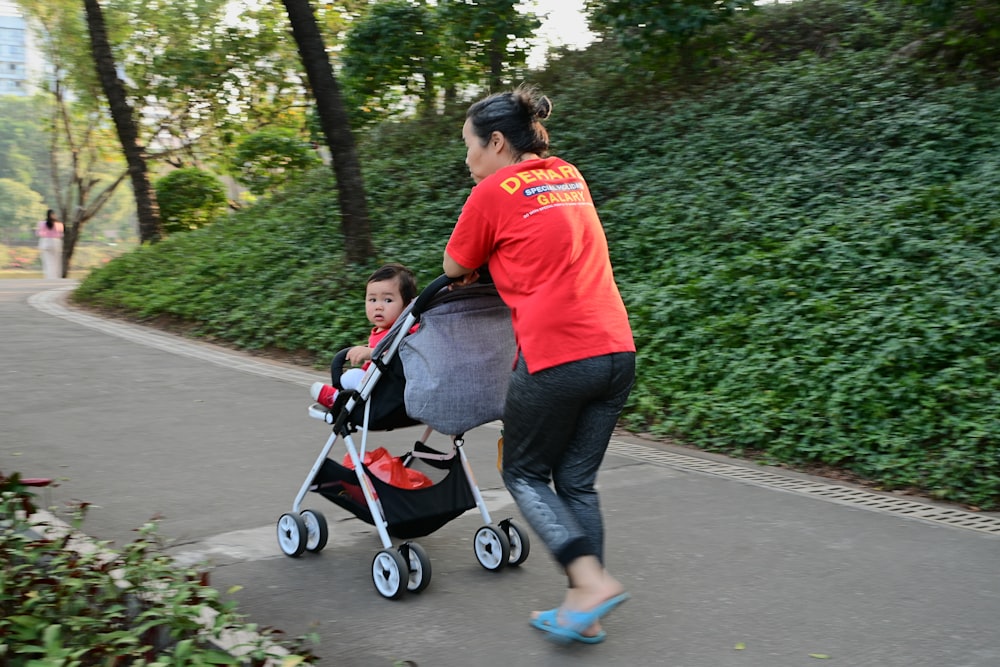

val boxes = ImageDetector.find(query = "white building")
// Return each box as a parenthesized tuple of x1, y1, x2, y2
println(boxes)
(0, 4, 43, 97)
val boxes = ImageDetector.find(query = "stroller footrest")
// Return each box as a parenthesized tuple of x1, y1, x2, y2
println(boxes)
(308, 403, 334, 423)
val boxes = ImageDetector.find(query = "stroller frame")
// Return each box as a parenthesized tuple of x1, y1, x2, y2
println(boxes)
(276, 275, 530, 599)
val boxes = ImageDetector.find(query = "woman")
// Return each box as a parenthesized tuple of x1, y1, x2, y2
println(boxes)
(36, 209, 65, 280)
(443, 85, 635, 644)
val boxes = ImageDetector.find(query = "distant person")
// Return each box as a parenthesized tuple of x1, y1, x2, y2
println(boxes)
(310, 263, 418, 408)
(36, 209, 65, 280)
(443, 85, 635, 644)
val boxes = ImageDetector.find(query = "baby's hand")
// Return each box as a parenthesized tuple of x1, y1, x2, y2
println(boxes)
(346, 346, 372, 366)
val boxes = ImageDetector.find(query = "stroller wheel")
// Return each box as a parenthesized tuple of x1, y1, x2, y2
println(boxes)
(473, 524, 510, 571)
(301, 510, 328, 553)
(500, 518, 531, 567)
(372, 548, 408, 600)
(276, 513, 308, 557)
(400, 542, 432, 593)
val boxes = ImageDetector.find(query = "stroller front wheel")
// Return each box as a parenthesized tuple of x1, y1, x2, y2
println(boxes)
(301, 509, 328, 553)
(400, 541, 432, 593)
(473, 524, 510, 571)
(500, 518, 530, 567)
(276, 513, 308, 557)
(372, 548, 408, 600)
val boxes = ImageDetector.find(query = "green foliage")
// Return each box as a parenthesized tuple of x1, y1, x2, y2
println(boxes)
(0, 178, 46, 244)
(435, 0, 541, 91)
(586, 0, 756, 69)
(0, 95, 52, 198)
(156, 168, 228, 235)
(233, 128, 322, 196)
(0, 472, 317, 665)
(75, 0, 1000, 509)
(341, 0, 541, 124)
(341, 0, 445, 122)
(898, 0, 961, 25)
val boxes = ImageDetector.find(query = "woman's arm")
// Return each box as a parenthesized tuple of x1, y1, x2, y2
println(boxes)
(443, 251, 473, 278)
(443, 252, 481, 287)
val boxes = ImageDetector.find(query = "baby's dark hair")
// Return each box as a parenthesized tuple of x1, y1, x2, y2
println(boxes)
(466, 83, 552, 159)
(368, 263, 417, 304)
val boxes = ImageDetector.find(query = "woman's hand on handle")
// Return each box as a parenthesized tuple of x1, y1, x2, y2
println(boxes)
(443, 252, 479, 287)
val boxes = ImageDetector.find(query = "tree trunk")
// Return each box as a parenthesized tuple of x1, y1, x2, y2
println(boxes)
(60, 171, 128, 278)
(281, 0, 374, 264)
(82, 0, 161, 244)
(61, 213, 78, 278)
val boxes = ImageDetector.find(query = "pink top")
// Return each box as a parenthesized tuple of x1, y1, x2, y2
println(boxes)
(37, 220, 64, 238)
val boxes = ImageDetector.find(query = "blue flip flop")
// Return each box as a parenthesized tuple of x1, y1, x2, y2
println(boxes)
(560, 592, 630, 634)
(530, 608, 607, 644)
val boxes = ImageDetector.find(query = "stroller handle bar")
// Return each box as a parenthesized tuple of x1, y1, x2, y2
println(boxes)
(411, 273, 458, 319)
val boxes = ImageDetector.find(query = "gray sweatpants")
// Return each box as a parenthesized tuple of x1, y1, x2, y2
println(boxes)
(501, 351, 635, 568)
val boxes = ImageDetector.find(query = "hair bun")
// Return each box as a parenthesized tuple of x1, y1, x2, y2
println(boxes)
(534, 96, 553, 121)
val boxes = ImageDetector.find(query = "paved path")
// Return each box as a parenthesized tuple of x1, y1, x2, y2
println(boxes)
(3, 279, 999, 667)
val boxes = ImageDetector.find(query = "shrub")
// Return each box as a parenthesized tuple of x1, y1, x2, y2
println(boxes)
(156, 168, 229, 235)
(233, 129, 322, 196)
(0, 472, 318, 665)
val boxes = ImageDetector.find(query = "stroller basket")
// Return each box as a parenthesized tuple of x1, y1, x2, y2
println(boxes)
(310, 442, 477, 540)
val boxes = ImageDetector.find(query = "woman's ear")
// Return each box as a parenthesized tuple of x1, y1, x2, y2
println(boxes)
(490, 131, 505, 152)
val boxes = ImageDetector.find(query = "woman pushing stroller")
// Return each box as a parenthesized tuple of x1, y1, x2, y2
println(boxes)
(443, 84, 635, 644)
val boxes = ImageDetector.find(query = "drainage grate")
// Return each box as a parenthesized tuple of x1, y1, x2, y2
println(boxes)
(608, 440, 1000, 537)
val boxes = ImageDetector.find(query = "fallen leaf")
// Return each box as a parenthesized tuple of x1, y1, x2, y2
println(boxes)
(734, 642, 746, 650)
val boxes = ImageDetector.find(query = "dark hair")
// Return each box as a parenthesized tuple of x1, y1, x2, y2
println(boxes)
(368, 263, 417, 304)
(45, 209, 56, 230)
(466, 84, 552, 159)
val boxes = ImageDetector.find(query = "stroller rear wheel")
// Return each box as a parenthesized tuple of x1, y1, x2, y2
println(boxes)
(276, 513, 308, 557)
(400, 541, 432, 593)
(473, 524, 510, 571)
(372, 548, 408, 599)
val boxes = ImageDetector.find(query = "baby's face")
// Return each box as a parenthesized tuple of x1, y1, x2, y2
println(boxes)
(365, 278, 406, 331)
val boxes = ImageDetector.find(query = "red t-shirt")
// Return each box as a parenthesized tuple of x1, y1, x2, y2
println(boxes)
(446, 157, 634, 373)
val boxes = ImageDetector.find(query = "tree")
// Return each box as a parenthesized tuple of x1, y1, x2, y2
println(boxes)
(437, 0, 541, 93)
(107, 0, 315, 174)
(48, 75, 130, 274)
(14, 2, 137, 275)
(340, 0, 541, 124)
(341, 1, 444, 121)
(281, 0, 374, 265)
(82, 0, 161, 245)
(586, 0, 756, 68)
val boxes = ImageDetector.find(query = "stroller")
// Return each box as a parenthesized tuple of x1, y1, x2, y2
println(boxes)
(276, 274, 531, 599)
